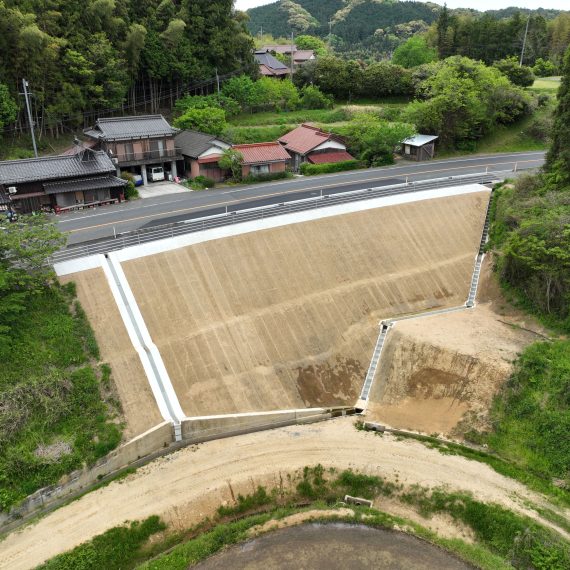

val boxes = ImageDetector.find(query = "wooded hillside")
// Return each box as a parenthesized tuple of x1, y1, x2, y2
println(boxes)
(0, 0, 255, 137)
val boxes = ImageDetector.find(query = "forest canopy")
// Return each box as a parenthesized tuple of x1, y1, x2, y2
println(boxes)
(0, 0, 255, 137)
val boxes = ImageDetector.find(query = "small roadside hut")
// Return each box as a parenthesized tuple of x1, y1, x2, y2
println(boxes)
(401, 134, 439, 161)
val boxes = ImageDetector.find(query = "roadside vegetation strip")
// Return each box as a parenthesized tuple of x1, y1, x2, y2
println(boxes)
(0, 213, 123, 513)
(38, 466, 569, 570)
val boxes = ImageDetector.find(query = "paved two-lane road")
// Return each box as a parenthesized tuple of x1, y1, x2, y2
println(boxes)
(58, 151, 545, 244)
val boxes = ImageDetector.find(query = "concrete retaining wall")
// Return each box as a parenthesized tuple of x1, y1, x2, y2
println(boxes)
(0, 421, 173, 530)
(181, 408, 338, 441)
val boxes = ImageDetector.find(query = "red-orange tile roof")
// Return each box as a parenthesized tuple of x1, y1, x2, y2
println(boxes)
(232, 142, 291, 165)
(279, 123, 340, 155)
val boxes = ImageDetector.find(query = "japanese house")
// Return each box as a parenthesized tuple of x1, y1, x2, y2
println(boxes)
(253, 50, 291, 78)
(0, 147, 127, 214)
(279, 124, 355, 171)
(84, 115, 182, 184)
(175, 130, 230, 182)
(232, 142, 292, 178)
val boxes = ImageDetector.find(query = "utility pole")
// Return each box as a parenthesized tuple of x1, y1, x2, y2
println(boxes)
(215, 68, 220, 94)
(520, 15, 531, 67)
(290, 31, 295, 81)
(21, 79, 38, 158)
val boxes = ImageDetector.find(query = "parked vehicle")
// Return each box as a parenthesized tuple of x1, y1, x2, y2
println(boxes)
(149, 166, 165, 182)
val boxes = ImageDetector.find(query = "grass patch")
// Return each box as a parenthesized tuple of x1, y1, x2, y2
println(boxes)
(224, 124, 292, 144)
(38, 515, 166, 570)
(229, 107, 347, 127)
(360, 426, 570, 507)
(0, 285, 122, 511)
(43, 467, 567, 570)
(531, 76, 561, 91)
(480, 340, 570, 488)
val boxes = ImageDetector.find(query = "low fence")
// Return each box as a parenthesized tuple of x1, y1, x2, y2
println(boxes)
(52, 172, 501, 263)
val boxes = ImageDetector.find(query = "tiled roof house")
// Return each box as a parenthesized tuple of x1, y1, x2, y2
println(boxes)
(232, 142, 291, 178)
(0, 148, 126, 213)
(84, 115, 182, 184)
(278, 124, 354, 171)
(175, 130, 231, 182)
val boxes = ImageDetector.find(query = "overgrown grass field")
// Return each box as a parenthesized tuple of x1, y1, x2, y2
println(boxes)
(0, 284, 122, 511)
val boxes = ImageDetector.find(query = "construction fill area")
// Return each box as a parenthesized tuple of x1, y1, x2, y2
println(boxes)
(58, 185, 520, 443)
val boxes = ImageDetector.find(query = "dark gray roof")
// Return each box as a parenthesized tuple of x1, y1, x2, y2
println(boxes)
(175, 130, 227, 158)
(0, 150, 117, 186)
(44, 175, 127, 195)
(85, 115, 177, 141)
(254, 51, 289, 71)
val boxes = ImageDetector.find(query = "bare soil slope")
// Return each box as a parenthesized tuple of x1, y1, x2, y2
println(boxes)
(61, 268, 162, 438)
(367, 302, 540, 436)
(123, 192, 489, 417)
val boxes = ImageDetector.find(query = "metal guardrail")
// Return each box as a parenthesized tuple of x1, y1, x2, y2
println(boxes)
(52, 172, 502, 264)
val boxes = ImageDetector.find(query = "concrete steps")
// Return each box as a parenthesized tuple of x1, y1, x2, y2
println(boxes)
(359, 323, 390, 401)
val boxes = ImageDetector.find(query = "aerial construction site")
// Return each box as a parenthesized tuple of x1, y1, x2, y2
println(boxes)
(1, 180, 566, 570)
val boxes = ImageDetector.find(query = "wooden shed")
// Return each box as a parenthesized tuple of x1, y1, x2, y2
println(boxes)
(401, 134, 439, 161)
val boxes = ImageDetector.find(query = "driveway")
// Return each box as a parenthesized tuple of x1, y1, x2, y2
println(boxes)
(137, 181, 190, 199)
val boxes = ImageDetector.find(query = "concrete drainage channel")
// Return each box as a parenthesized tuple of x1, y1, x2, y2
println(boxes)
(356, 188, 494, 413)
(102, 253, 184, 440)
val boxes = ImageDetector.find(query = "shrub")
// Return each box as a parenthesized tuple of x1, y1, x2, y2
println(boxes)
(120, 172, 139, 200)
(526, 115, 553, 142)
(242, 171, 292, 184)
(300, 160, 362, 175)
(173, 107, 227, 136)
(533, 58, 558, 77)
(300, 85, 334, 110)
(189, 175, 216, 190)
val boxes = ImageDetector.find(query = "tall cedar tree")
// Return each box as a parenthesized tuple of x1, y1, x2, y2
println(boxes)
(545, 45, 570, 184)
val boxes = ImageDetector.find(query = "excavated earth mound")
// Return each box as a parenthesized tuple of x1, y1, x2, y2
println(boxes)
(366, 301, 540, 436)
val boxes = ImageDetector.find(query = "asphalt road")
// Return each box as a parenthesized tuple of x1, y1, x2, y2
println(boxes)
(57, 151, 545, 244)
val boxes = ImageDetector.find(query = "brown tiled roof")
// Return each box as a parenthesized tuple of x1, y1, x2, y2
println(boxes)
(232, 142, 291, 165)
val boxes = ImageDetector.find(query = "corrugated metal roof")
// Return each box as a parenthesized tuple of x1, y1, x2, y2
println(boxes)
(232, 142, 291, 165)
(279, 124, 341, 156)
(44, 175, 127, 195)
(402, 134, 438, 147)
(0, 151, 116, 185)
(308, 151, 355, 164)
(175, 130, 227, 158)
(85, 115, 177, 141)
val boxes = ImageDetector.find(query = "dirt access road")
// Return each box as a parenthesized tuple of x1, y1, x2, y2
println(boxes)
(1, 418, 567, 569)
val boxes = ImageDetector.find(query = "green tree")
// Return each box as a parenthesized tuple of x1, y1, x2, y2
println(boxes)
(173, 106, 227, 136)
(362, 61, 413, 97)
(0, 214, 66, 349)
(546, 46, 570, 183)
(0, 83, 17, 132)
(392, 36, 437, 69)
(343, 114, 415, 166)
(218, 148, 243, 181)
(222, 75, 256, 110)
(295, 34, 327, 56)
(493, 57, 535, 87)
(404, 56, 531, 148)
(300, 85, 333, 109)
(532, 58, 557, 77)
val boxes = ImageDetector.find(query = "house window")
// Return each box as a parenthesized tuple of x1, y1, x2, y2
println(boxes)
(149, 140, 165, 159)
(124, 143, 134, 161)
(251, 164, 270, 175)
